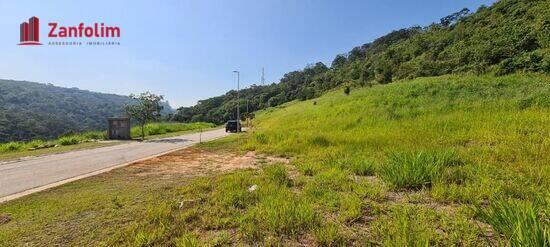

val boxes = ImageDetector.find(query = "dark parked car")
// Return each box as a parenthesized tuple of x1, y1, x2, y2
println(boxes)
(225, 120, 242, 132)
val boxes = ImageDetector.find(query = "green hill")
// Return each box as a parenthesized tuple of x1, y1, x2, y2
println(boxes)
(189, 73, 549, 245)
(173, 0, 549, 124)
(0, 80, 173, 142)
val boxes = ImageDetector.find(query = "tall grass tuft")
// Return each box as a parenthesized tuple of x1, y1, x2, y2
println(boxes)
(314, 223, 346, 246)
(332, 157, 376, 176)
(57, 136, 83, 146)
(175, 233, 200, 247)
(380, 150, 458, 189)
(241, 189, 318, 241)
(476, 199, 550, 247)
(264, 164, 291, 187)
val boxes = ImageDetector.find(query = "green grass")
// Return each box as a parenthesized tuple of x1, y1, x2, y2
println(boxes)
(0, 122, 215, 161)
(380, 150, 458, 189)
(370, 205, 482, 246)
(475, 199, 550, 246)
(241, 73, 549, 245)
(263, 164, 291, 186)
(1, 73, 548, 245)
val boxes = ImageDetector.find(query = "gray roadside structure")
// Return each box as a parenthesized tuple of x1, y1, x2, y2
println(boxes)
(107, 117, 131, 140)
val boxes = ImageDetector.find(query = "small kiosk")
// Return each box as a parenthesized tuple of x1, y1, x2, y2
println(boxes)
(107, 117, 131, 140)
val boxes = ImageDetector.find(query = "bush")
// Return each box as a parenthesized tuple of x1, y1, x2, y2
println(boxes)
(380, 150, 458, 189)
(476, 199, 550, 247)
(344, 86, 351, 95)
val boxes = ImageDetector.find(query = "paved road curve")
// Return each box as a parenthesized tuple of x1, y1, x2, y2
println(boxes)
(0, 128, 230, 201)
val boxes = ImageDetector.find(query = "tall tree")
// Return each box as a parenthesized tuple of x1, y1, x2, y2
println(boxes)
(331, 54, 348, 69)
(124, 92, 164, 140)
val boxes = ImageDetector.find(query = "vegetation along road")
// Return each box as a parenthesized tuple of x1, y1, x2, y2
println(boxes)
(0, 128, 229, 202)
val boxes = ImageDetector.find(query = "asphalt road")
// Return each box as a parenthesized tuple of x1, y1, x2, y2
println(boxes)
(0, 128, 230, 201)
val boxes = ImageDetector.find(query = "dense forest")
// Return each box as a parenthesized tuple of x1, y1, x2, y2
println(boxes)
(172, 0, 550, 124)
(0, 80, 173, 142)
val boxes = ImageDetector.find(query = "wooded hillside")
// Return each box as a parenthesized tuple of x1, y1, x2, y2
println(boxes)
(173, 0, 549, 124)
(0, 80, 173, 142)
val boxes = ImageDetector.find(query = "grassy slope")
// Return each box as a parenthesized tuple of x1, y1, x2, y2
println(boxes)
(0, 74, 548, 246)
(244, 73, 550, 245)
(249, 73, 550, 204)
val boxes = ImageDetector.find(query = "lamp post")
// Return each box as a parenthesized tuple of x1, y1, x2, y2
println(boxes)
(233, 70, 240, 132)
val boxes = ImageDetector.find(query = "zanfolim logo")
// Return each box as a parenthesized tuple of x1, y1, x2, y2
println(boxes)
(18, 16, 121, 47)
(19, 16, 42, 45)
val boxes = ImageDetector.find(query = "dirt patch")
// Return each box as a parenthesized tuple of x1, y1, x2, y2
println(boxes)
(127, 147, 289, 178)
(0, 213, 12, 225)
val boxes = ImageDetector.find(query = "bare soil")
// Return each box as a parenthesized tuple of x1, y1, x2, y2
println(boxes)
(127, 147, 290, 178)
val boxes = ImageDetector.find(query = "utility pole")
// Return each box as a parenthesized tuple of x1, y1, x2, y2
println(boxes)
(233, 70, 240, 132)
(246, 99, 249, 127)
(261, 67, 265, 85)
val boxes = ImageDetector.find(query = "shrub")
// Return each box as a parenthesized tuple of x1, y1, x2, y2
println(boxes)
(344, 86, 351, 95)
(380, 150, 458, 189)
(476, 199, 550, 247)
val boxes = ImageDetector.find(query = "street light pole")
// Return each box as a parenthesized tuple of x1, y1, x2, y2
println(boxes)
(246, 99, 249, 128)
(233, 71, 240, 132)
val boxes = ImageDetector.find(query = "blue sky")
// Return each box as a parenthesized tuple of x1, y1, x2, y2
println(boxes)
(0, 0, 495, 107)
